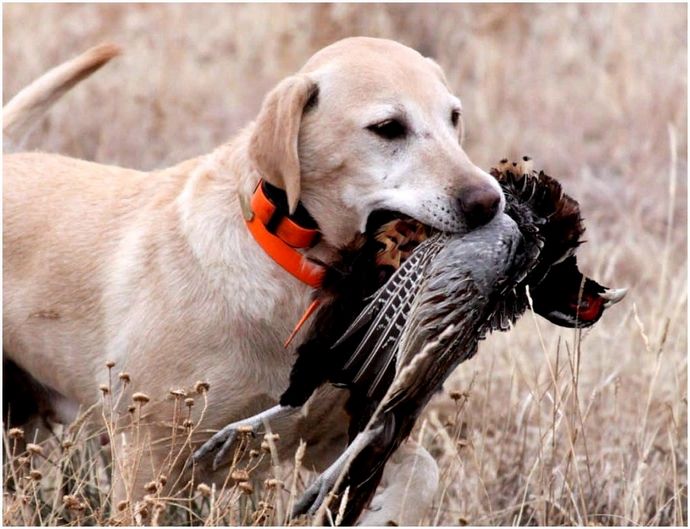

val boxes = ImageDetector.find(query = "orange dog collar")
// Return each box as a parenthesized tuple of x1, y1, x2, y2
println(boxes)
(242, 180, 326, 289)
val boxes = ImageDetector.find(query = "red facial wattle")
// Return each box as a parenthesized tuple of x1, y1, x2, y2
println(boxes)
(569, 295, 605, 322)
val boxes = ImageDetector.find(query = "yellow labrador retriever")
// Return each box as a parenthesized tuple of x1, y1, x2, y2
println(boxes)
(3, 37, 503, 524)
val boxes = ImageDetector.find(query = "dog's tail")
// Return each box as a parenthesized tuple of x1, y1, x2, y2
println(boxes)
(3, 43, 121, 150)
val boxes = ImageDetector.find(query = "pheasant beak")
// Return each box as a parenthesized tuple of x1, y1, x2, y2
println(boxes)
(600, 287, 628, 307)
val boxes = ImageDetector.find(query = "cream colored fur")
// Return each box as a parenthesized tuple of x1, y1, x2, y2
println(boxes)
(3, 37, 503, 524)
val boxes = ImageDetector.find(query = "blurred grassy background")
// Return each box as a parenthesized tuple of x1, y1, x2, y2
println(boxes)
(3, 3, 687, 525)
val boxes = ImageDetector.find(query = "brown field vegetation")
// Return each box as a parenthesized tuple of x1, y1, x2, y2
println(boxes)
(3, 3, 687, 526)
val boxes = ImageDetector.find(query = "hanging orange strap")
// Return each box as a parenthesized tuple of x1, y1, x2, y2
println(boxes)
(283, 298, 321, 348)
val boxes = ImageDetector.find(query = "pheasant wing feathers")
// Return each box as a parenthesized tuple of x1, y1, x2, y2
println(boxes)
(333, 234, 450, 397)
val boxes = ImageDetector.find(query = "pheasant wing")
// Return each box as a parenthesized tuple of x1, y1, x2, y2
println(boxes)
(332, 234, 449, 397)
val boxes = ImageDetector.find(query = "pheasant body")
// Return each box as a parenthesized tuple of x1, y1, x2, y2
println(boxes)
(289, 163, 626, 523)
(193, 161, 627, 524)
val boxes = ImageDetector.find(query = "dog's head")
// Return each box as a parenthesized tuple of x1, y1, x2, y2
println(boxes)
(249, 37, 504, 247)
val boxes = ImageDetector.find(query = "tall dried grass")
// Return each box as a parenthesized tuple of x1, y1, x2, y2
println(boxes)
(3, 3, 687, 526)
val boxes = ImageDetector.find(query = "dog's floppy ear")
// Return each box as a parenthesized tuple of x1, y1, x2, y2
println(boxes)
(249, 74, 318, 214)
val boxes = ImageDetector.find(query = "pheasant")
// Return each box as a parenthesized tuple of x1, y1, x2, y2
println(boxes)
(193, 159, 626, 523)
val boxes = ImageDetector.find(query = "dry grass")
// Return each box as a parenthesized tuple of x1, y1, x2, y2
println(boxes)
(3, 3, 687, 526)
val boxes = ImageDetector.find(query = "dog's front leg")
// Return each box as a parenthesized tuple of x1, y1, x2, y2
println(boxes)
(358, 440, 439, 526)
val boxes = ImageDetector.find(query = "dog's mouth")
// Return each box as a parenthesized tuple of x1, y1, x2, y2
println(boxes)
(365, 209, 435, 270)
(365, 209, 411, 234)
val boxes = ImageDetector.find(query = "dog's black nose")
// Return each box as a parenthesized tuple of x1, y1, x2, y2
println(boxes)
(458, 186, 501, 228)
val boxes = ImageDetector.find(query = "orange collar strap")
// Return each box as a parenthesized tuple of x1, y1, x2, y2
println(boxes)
(243, 180, 326, 289)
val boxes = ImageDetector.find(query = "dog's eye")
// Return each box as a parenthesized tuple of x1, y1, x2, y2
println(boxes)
(367, 119, 406, 140)
(451, 109, 461, 127)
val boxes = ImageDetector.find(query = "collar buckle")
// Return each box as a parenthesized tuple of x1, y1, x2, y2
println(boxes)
(238, 192, 254, 222)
